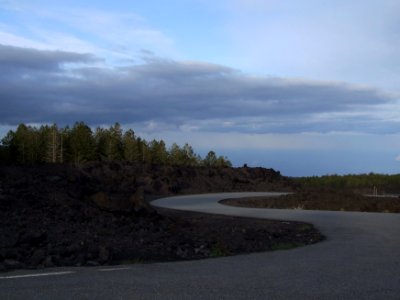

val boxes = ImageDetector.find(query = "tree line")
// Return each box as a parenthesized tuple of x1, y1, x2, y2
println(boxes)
(0, 122, 232, 167)
(295, 173, 400, 192)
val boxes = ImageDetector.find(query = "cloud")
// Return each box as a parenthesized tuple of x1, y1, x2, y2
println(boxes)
(0, 31, 52, 50)
(0, 44, 398, 134)
(0, 44, 97, 71)
(0, 2, 176, 62)
(218, 0, 400, 91)
(396, 155, 400, 162)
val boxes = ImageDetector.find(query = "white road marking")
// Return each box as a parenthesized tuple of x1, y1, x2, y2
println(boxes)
(98, 267, 131, 272)
(0, 271, 75, 280)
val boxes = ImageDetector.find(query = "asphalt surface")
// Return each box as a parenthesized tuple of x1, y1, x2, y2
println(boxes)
(1, 192, 400, 299)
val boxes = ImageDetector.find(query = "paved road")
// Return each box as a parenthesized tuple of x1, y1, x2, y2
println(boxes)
(1, 192, 400, 299)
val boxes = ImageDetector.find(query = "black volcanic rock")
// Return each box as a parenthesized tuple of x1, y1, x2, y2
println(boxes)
(0, 163, 319, 271)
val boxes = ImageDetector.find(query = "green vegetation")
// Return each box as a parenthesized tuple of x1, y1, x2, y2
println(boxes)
(299, 224, 313, 231)
(270, 242, 298, 251)
(295, 173, 400, 194)
(0, 122, 232, 167)
(210, 241, 229, 257)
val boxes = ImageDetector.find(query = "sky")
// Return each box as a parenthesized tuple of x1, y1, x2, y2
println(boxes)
(0, 0, 400, 176)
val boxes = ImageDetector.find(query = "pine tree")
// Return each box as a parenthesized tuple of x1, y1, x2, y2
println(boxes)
(168, 143, 183, 165)
(69, 122, 95, 164)
(203, 151, 232, 167)
(182, 143, 199, 166)
(58, 128, 65, 163)
(107, 122, 123, 161)
(0, 130, 16, 163)
(94, 127, 109, 161)
(0, 121, 232, 167)
(149, 139, 168, 164)
(216, 155, 232, 167)
(46, 124, 59, 163)
(122, 129, 139, 162)
(203, 151, 217, 167)
(13, 124, 39, 163)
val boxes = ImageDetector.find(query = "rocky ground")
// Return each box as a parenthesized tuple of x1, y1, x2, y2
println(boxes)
(220, 188, 400, 212)
(0, 163, 323, 271)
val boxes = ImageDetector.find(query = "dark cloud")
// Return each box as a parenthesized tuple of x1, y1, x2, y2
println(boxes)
(0, 44, 97, 73)
(0, 44, 397, 134)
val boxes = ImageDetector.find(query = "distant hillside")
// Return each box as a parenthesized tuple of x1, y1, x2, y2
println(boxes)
(295, 173, 400, 194)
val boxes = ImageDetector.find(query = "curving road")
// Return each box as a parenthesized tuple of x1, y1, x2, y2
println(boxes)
(1, 192, 400, 299)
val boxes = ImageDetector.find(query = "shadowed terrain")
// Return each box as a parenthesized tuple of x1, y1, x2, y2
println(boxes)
(0, 163, 321, 271)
